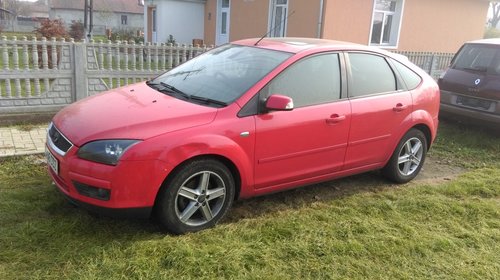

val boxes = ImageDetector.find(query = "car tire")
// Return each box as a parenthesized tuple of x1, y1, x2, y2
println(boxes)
(382, 128, 428, 184)
(155, 159, 235, 234)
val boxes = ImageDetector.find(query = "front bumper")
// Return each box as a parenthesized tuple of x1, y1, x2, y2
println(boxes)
(46, 143, 170, 218)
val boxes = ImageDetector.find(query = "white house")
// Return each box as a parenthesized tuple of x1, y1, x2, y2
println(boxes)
(49, 0, 144, 36)
(144, 0, 205, 45)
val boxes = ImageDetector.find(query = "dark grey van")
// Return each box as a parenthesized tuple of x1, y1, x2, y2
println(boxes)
(438, 39, 500, 127)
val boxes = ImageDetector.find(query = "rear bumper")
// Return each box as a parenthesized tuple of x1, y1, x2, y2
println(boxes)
(440, 103, 500, 126)
(440, 90, 500, 126)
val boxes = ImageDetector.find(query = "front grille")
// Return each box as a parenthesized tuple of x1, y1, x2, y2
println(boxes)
(48, 123, 73, 155)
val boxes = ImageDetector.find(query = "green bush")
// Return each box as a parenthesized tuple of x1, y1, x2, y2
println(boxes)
(109, 28, 144, 44)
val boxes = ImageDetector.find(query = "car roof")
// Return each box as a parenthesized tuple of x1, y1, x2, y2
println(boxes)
(233, 37, 384, 54)
(466, 38, 500, 45)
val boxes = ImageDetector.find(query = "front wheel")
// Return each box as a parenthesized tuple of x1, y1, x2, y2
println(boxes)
(383, 129, 428, 183)
(155, 159, 235, 234)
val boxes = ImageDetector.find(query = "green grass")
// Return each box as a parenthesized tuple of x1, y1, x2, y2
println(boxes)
(0, 121, 499, 279)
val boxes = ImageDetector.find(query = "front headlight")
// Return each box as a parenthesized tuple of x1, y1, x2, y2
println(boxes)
(77, 140, 141, 165)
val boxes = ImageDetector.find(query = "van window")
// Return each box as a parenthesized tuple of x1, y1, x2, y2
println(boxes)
(452, 44, 500, 75)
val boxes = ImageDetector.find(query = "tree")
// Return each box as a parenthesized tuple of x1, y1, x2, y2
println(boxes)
(0, 0, 26, 32)
(69, 20, 84, 40)
(34, 18, 69, 39)
(490, 2, 500, 28)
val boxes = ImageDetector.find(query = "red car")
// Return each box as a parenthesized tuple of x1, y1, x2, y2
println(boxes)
(46, 38, 440, 234)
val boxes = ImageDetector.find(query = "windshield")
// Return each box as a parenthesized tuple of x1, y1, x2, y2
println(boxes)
(150, 44, 293, 106)
(452, 44, 500, 75)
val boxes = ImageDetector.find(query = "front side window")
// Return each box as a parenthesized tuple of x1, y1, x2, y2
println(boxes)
(370, 0, 404, 47)
(151, 45, 292, 106)
(269, 0, 288, 37)
(348, 53, 397, 97)
(260, 54, 342, 108)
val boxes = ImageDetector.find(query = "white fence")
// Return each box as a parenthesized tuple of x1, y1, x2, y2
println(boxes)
(0, 36, 211, 119)
(0, 36, 454, 121)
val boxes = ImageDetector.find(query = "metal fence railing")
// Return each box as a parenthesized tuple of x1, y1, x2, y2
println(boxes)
(393, 51, 455, 80)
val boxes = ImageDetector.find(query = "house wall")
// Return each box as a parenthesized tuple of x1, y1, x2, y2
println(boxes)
(398, 0, 488, 52)
(204, 0, 322, 46)
(287, 0, 321, 38)
(203, 0, 488, 52)
(322, 0, 488, 53)
(321, 0, 373, 44)
(146, 0, 204, 44)
(229, 0, 268, 42)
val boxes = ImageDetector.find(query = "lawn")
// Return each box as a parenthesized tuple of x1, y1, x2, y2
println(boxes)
(0, 120, 499, 279)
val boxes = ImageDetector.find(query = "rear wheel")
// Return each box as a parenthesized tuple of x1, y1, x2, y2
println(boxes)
(383, 128, 427, 183)
(156, 159, 235, 234)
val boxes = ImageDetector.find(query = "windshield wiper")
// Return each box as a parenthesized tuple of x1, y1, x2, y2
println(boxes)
(159, 82, 190, 99)
(190, 95, 227, 107)
(147, 81, 226, 107)
(463, 66, 487, 72)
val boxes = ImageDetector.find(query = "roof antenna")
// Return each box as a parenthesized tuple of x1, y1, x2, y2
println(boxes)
(254, 10, 295, 46)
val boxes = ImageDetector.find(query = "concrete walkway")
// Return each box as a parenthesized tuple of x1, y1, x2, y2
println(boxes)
(0, 125, 47, 157)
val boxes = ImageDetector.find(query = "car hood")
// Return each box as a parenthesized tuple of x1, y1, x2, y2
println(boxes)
(53, 82, 218, 146)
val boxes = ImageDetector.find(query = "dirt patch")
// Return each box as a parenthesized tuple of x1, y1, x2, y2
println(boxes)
(413, 156, 466, 185)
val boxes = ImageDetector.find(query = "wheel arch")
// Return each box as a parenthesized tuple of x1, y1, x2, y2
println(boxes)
(412, 123, 432, 151)
(154, 154, 242, 208)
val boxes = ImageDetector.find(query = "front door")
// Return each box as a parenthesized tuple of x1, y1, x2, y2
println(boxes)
(216, 0, 230, 45)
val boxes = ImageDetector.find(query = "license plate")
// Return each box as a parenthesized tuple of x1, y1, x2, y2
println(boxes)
(45, 147, 59, 175)
(456, 96, 492, 111)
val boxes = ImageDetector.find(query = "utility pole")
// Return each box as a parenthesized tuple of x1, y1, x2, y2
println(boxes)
(83, 0, 93, 41)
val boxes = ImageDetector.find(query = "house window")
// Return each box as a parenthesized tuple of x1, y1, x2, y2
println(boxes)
(121, 15, 128, 25)
(370, 0, 404, 47)
(269, 0, 288, 37)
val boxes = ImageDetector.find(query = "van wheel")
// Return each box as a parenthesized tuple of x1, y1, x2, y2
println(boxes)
(383, 129, 427, 183)
(156, 159, 235, 234)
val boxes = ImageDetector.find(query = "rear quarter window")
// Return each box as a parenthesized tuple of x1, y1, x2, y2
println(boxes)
(391, 59, 422, 90)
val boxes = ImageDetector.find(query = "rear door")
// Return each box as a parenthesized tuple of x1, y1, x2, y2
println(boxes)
(343, 52, 413, 170)
(254, 53, 351, 189)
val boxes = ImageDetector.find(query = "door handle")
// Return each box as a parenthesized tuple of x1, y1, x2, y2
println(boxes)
(393, 103, 408, 112)
(326, 114, 346, 124)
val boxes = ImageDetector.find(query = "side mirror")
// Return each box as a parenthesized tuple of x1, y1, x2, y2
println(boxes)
(265, 94, 294, 111)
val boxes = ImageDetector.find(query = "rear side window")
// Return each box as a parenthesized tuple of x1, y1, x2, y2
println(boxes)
(391, 59, 422, 90)
(452, 44, 500, 75)
(348, 53, 397, 97)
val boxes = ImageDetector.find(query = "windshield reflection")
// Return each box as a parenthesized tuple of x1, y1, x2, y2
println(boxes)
(151, 44, 293, 106)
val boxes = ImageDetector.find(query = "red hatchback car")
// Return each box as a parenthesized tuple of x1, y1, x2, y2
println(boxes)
(46, 38, 440, 234)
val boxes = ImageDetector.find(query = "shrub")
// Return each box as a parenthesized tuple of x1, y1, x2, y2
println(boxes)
(34, 19, 69, 40)
(69, 20, 84, 41)
(109, 28, 144, 44)
(167, 34, 176, 45)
